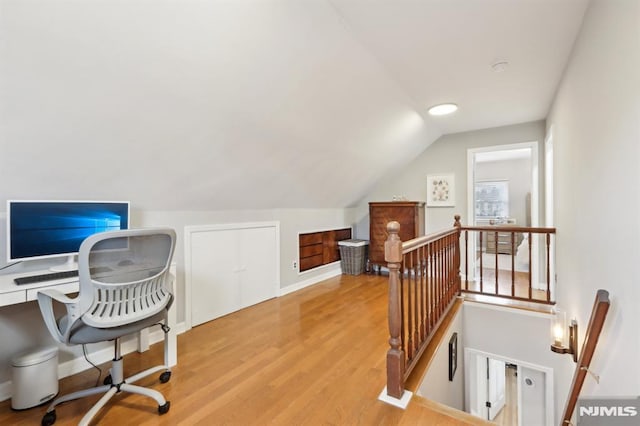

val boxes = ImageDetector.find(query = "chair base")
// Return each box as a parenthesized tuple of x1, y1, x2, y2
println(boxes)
(41, 337, 171, 426)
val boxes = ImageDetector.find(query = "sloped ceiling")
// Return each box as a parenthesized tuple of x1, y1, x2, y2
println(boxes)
(0, 0, 588, 210)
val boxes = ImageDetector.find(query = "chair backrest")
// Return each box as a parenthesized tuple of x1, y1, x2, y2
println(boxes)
(76, 228, 176, 328)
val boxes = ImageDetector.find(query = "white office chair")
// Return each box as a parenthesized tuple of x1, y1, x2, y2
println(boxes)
(37, 228, 176, 426)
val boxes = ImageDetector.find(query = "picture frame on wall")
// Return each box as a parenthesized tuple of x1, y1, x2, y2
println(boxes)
(449, 332, 458, 381)
(427, 174, 455, 207)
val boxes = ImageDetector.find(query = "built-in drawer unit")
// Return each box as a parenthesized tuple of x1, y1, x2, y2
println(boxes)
(299, 228, 352, 272)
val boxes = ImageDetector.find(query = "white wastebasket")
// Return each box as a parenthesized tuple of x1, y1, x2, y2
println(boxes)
(11, 346, 58, 410)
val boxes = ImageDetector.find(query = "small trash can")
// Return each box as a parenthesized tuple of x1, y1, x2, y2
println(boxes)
(338, 239, 369, 275)
(11, 346, 58, 410)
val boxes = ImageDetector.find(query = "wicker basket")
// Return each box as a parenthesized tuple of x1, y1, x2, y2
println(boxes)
(338, 239, 369, 275)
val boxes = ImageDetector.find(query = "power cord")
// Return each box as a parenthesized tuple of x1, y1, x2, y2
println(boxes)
(82, 344, 103, 387)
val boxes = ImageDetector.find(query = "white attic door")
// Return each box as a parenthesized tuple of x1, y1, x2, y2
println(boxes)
(186, 222, 279, 327)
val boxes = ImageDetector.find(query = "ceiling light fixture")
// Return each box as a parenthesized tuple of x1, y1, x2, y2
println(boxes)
(428, 103, 458, 116)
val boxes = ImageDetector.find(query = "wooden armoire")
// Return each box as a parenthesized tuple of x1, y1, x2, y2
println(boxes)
(368, 201, 425, 271)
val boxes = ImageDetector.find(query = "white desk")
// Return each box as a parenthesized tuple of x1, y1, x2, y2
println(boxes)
(0, 264, 177, 367)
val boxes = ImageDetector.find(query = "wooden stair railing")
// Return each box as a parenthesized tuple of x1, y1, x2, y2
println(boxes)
(561, 289, 611, 425)
(459, 220, 556, 303)
(385, 217, 462, 399)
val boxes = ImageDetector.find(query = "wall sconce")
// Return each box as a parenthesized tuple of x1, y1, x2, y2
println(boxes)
(550, 309, 578, 362)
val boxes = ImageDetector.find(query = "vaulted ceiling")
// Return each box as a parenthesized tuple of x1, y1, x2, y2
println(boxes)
(0, 0, 589, 210)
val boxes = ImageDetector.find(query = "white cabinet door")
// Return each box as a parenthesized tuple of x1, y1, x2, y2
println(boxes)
(239, 226, 278, 308)
(488, 359, 506, 420)
(190, 228, 241, 326)
(188, 222, 279, 327)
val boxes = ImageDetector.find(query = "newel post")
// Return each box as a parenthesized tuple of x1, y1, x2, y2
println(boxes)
(385, 221, 405, 399)
(453, 215, 462, 294)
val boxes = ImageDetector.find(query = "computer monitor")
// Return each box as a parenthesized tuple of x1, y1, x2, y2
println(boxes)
(7, 200, 130, 271)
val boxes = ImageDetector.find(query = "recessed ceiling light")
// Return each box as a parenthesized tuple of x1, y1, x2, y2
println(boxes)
(428, 103, 458, 116)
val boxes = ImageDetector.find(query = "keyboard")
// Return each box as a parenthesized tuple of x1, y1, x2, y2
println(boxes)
(14, 270, 79, 285)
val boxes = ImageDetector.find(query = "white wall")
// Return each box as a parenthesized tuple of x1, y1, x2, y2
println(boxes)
(546, 0, 640, 400)
(463, 303, 571, 424)
(353, 121, 545, 239)
(416, 306, 464, 410)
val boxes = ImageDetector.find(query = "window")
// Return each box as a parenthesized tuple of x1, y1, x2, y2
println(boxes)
(475, 181, 509, 218)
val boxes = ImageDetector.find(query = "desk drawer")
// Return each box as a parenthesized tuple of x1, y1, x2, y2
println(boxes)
(0, 290, 26, 307)
(27, 282, 79, 302)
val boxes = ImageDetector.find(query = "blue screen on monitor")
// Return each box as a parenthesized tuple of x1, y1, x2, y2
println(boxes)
(8, 201, 130, 261)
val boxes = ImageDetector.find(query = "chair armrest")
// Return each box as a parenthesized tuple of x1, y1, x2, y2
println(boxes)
(37, 289, 80, 343)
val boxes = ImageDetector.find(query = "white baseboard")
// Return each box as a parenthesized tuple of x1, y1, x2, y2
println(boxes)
(0, 321, 187, 403)
(0, 381, 11, 405)
(279, 264, 342, 297)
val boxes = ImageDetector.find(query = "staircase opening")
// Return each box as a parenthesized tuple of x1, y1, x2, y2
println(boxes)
(466, 349, 553, 425)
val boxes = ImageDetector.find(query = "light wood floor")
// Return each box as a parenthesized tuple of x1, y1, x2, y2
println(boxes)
(463, 268, 548, 302)
(0, 274, 491, 425)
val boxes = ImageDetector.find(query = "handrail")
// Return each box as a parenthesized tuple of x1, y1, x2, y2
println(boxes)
(561, 290, 610, 425)
(461, 225, 556, 234)
(385, 217, 461, 399)
(401, 228, 460, 253)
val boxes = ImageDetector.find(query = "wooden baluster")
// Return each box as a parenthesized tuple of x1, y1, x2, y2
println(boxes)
(385, 221, 405, 399)
(479, 231, 484, 293)
(435, 238, 440, 317)
(406, 252, 413, 361)
(444, 235, 449, 302)
(442, 237, 446, 310)
(439, 237, 444, 316)
(451, 233, 456, 297)
(433, 239, 438, 319)
(445, 235, 449, 302)
(429, 241, 435, 333)
(450, 233, 456, 298)
(528, 232, 533, 300)
(422, 246, 428, 338)
(511, 232, 516, 297)
(400, 258, 406, 356)
(464, 230, 469, 291)
(412, 251, 419, 355)
(546, 233, 551, 302)
(419, 246, 426, 341)
(426, 243, 431, 334)
(494, 230, 499, 295)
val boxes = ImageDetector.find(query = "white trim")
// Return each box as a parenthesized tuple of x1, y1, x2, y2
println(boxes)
(378, 386, 413, 409)
(0, 321, 188, 403)
(0, 381, 11, 404)
(184, 221, 281, 330)
(464, 300, 554, 319)
(544, 129, 556, 299)
(464, 348, 554, 426)
(279, 264, 342, 296)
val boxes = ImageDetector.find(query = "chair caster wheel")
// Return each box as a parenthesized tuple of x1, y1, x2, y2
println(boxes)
(42, 410, 56, 426)
(158, 401, 170, 415)
(103, 374, 113, 385)
(159, 371, 171, 383)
